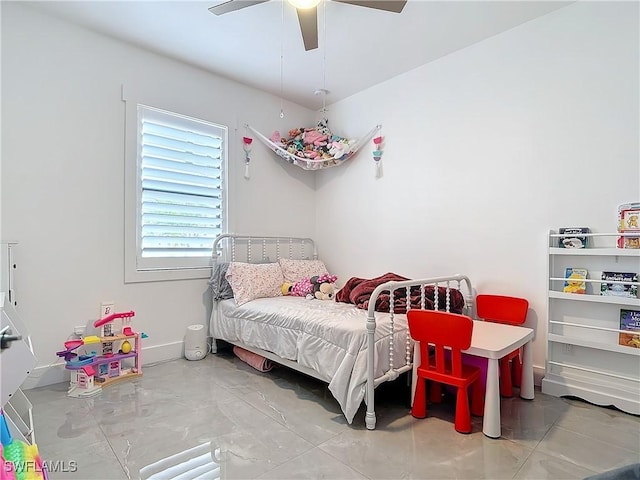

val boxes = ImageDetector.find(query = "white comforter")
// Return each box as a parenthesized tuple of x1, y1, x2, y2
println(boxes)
(210, 296, 411, 423)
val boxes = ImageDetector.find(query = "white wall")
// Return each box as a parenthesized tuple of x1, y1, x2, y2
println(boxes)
(0, 0, 3, 254)
(3, 1, 638, 389)
(315, 1, 640, 379)
(1, 3, 317, 386)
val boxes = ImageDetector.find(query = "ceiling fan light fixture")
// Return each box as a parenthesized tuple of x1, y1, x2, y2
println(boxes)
(288, 0, 321, 9)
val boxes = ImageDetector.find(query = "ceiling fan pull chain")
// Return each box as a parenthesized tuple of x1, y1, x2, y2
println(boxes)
(323, 0, 327, 115)
(280, 0, 285, 118)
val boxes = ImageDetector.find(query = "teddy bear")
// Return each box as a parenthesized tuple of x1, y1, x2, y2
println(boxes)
(310, 273, 338, 300)
(288, 128, 304, 140)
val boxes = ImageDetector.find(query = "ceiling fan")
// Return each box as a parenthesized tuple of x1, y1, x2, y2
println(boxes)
(208, 0, 407, 51)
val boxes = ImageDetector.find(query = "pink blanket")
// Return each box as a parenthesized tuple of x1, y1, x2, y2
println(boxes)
(233, 346, 274, 372)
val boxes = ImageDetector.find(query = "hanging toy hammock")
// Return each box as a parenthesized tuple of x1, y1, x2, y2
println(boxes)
(245, 120, 381, 171)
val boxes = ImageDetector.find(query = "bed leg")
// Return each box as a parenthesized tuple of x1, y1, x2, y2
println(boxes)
(365, 410, 376, 430)
(366, 311, 377, 430)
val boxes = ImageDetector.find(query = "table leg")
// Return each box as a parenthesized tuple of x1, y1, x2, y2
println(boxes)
(520, 340, 534, 400)
(483, 358, 501, 438)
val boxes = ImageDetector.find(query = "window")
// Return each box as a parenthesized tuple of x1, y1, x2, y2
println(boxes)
(130, 105, 227, 279)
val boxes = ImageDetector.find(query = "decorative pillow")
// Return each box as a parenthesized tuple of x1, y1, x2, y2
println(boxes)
(278, 258, 328, 283)
(209, 262, 234, 301)
(226, 262, 284, 306)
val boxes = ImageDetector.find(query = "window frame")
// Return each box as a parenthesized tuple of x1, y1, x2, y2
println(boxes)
(124, 99, 228, 283)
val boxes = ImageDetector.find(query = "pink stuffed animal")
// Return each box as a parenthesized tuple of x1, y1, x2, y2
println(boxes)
(303, 129, 328, 147)
(290, 277, 314, 297)
(269, 131, 281, 143)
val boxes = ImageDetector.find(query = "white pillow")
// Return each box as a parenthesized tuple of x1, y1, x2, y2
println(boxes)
(278, 258, 328, 283)
(225, 262, 284, 306)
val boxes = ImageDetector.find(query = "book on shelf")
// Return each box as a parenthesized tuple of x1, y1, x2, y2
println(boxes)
(619, 309, 640, 348)
(558, 227, 590, 249)
(563, 268, 588, 294)
(601, 271, 639, 298)
(617, 202, 640, 249)
(621, 237, 640, 249)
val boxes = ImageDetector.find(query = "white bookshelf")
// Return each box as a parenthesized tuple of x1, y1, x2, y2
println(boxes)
(541, 231, 640, 415)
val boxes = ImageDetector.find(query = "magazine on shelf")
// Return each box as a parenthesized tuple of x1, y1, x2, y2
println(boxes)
(619, 309, 640, 348)
(563, 268, 588, 294)
(601, 271, 638, 298)
(558, 227, 590, 249)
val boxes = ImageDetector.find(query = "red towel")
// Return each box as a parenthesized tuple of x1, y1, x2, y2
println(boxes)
(233, 346, 273, 372)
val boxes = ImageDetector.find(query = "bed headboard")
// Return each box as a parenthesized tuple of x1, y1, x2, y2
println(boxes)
(211, 234, 317, 264)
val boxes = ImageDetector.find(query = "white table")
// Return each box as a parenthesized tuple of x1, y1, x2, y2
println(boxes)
(412, 320, 535, 438)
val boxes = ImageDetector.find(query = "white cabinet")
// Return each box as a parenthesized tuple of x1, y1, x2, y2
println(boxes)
(541, 231, 640, 415)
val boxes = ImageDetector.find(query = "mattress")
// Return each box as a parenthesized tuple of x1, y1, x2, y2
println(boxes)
(211, 296, 412, 423)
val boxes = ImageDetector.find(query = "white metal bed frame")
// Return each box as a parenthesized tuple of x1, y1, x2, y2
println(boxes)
(210, 234, 474, 430)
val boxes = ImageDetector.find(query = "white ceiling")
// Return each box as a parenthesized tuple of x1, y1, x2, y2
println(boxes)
(25, 0, 572, 110)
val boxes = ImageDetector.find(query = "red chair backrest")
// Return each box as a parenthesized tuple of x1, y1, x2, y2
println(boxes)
(407, 310, 474, 377)
(476, 294, 528, 326)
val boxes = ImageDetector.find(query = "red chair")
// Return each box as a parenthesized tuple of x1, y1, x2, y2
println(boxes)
(476, 294, 529, 398)
(407, 310, 484, 433)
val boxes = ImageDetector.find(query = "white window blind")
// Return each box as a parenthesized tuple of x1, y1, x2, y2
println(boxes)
(137, 105, 227, 271)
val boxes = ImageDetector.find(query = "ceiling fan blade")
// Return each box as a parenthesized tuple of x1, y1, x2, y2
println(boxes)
(297, 7, 319, 51)
(332, 0, 407, 14)
(208, 0, 269, 16)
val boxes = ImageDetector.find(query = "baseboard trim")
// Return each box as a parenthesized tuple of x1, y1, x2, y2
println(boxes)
(21, 341, 185, 390)
(21, 343, 546, 390)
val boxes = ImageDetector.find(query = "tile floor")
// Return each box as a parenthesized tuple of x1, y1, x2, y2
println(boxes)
(24, 347, 640, 479)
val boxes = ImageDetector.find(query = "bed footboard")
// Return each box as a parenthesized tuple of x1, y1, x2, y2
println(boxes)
(364, 274, 474, 430)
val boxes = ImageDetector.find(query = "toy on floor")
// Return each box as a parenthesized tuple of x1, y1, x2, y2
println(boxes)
(1, 411, 47, 480)
(56, 310, 146, 398)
